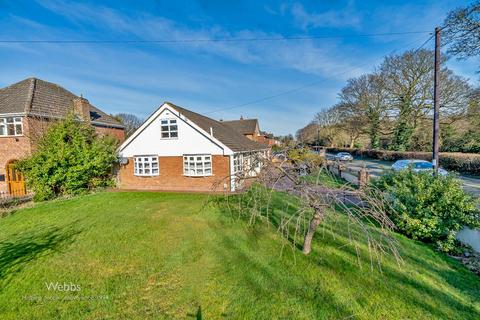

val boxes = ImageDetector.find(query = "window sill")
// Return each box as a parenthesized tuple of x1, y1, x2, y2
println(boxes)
(0, 135, 24, 138)
(183, 174, 213, 178)
(160, 137, 178, 140)
(134, 174, 160, 177)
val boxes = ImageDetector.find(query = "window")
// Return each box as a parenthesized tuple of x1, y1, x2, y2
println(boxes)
(134, 156, 159, 176)
(0, 117, 23, 136)
(233, 154, 243, 173)
(183, 155, 212, 176)
(161, 119, 178, 138)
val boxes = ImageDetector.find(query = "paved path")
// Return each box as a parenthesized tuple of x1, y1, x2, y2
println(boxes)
(327, 154, 480, 197)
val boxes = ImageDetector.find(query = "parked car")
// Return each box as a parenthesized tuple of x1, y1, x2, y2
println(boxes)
(335, 152, 353, 161)
(391, 159, 448, 176)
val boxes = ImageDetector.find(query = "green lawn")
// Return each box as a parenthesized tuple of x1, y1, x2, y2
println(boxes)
(0, 192, 479, 319)
(302, 169, 354, 189)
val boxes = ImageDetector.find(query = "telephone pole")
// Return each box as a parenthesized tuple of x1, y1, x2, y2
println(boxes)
(432, 27, 441, 174)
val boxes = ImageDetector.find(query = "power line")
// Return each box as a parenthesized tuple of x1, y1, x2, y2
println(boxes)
(0, 31, 431, 44)
(205, 34, 434, 115)
(413, 33, 435, 53)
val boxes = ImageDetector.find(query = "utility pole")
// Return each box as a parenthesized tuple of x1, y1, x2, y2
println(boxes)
(432, 27, 441, 174)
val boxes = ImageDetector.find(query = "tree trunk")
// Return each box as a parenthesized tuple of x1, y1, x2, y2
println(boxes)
(302, 209, 324, 255)
(349, 136, 356, 148)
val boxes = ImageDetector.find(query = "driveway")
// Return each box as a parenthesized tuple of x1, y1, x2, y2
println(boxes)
(326, 153, 480, 197)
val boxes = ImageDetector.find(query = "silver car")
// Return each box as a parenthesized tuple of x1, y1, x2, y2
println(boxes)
(335, 152, 353, 161)
(391, 159, 448, 176)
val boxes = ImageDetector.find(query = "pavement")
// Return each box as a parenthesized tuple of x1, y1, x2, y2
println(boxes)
(326, 153, 480, 197)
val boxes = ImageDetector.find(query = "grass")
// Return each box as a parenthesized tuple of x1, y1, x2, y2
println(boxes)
(0, 191, 479, 319)
(302, 169, 353, 189)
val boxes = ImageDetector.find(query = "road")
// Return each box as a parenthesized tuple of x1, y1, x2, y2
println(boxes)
(327, 154, 480, 197)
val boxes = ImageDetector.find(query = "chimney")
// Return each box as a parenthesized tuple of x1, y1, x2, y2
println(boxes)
(240, 115, 244, 120)
(73, 96, 91, 123)
(209, 127, 214, 136)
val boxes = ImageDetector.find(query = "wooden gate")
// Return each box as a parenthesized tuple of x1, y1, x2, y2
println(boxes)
(6, 162, 26, 196)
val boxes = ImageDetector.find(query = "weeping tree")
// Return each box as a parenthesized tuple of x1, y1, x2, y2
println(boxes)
(212, 149, 401, 267)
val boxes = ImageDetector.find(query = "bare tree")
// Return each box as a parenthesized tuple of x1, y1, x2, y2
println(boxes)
(314, 106, 343, 147)
(443, 2, 480, 68)
(379, 49, 471, 150)
(339, 73, 389, 149)
(113, 113, 144, 138)
(295, 121, 319, 144)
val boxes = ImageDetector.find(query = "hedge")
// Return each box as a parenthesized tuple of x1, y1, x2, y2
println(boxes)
(325, 147, 480, 175)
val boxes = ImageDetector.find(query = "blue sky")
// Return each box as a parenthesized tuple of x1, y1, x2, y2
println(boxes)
(0, 0, 478, 135)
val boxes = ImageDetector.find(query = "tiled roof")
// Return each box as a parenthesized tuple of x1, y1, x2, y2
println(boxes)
(167, 102, 268, 153)
(0, 78, 124, 128)
(222, 119, 259, 135)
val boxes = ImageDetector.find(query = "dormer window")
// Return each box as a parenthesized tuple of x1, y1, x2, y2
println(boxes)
(161, 119, 178, 139)
(0, 117, 23, 136)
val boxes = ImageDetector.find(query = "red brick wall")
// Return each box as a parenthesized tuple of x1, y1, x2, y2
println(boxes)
(118, 155, 232, 192)
(94, 126, 125, 143)
(0, 118, 33, 194)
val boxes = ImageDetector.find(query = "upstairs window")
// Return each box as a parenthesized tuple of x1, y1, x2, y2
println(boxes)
(161, 119, 178, 139)
(183, 155, 212, 176)
(134, 156, 159, 176)
(0, 117, 23, 136)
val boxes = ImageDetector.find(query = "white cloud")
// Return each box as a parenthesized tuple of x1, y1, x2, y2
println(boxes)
(32, 0, 368, 80)
(289, 2, 361, 30)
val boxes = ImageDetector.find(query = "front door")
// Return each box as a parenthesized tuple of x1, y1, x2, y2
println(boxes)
(6, 162, 26, 196)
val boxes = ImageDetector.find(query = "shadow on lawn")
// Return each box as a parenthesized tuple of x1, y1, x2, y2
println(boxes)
(0, 223, 81, 287)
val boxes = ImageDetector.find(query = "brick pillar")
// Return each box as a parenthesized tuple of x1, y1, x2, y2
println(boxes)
(358, 168, 368, 189)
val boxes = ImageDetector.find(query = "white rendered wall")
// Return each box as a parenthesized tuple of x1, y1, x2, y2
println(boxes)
(120, 107, 226, 157)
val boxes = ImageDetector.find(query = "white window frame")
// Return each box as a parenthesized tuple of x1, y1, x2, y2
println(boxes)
(183, 154, 212, 177)
(160, 118, 178, 139)
(0, 117, 23, 137)
(233, 154, 244, 173)
(134, 155, 159, 176)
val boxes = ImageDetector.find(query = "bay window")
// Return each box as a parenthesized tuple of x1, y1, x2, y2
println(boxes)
(0, 117, 23, 136)
(134, 156, 159, 176)
(183, 155, 212, 176)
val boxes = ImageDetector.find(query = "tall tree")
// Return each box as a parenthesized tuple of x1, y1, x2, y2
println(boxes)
(314, 106, 342, 147)
(339, 73, 388, 149)
(380, 49, 471, 151)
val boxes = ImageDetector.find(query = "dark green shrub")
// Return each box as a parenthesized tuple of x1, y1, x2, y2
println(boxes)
(16, 116, 119, 201)
(373, 170, 479, 252)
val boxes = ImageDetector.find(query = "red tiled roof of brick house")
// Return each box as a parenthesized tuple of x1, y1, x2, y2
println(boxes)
(222, 117, 279, 146)
(118, 102, 268, 192)
(0, 77, 125, 196)
(222, 118, 260, 141)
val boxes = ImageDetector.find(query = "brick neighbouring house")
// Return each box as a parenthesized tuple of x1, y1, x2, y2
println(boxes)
(117, 102, 269, 192)
(222, 117, 280, 147)
(0, 77, 125, 196)
(222, 117, 261, 141)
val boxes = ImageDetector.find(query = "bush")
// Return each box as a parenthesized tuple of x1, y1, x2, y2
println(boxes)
(373, 170, 479, 252)
(326, 147, 480, 175)
(287, 147, 325, 173)
(16, 116, 119, 201)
